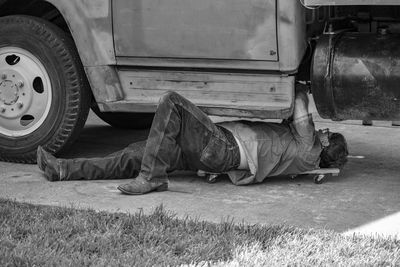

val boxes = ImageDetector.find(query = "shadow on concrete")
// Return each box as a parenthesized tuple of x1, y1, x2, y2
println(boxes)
(1, 112, 399, 236)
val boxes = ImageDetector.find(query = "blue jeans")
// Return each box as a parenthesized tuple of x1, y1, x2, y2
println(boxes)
(61, 92, 240, 181)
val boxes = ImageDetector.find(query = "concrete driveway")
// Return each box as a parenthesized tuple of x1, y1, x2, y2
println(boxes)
(1, 112, 399, 238)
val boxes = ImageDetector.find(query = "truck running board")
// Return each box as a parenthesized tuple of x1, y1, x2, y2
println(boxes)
(99, 69, 295, 119)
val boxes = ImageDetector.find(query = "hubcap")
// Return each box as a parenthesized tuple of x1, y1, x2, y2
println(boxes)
(0, 47, 52, 137)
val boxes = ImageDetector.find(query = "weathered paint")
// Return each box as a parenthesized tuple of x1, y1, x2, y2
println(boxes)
(85, 66, 124, 103)
(45, 0, 115, 66)
(0, 0, 303, 116)
(113, 0, 307, 73)
(40, 0, 303, 108)
(102, 101, 294, 119)
(43, 0, 123, 102)
(277, 0, 307, 72)
(113, 0, 278, 61)
(102, 70, 294, 119)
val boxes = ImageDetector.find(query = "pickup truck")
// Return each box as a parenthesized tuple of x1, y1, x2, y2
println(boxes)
(0, 0, 399, 163)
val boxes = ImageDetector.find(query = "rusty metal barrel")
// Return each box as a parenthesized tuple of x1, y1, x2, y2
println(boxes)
(312, 31, 400, 121)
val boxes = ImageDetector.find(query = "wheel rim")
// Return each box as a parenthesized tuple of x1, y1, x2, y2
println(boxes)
(0, 47, 52, 137)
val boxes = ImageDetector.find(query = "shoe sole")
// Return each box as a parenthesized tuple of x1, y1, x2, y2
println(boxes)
(117, 184, 168, 195)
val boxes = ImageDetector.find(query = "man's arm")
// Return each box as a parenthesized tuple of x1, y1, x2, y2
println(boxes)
(293, 91, 309, 121)
(292, 86, 315, 145)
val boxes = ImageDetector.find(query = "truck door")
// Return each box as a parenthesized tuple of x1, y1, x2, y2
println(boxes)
(112, 0, 278, 62)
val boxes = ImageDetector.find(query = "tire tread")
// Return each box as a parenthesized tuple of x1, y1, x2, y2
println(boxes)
(0, 15, 91, 163)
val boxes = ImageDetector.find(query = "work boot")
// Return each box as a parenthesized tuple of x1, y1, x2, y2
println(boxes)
(37, 146, 48, 171)
(37, 146, 64, 182)
(117, 175, 168, 195)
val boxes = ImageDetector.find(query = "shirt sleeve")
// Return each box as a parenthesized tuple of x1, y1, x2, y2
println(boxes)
(290, 113, 316, 147)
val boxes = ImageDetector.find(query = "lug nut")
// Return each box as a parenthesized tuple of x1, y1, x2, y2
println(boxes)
(1, 74, 7, 80)
(17, 102, 23, 109)
(0, 106, 6, 113)
(17, 81, 24, 88)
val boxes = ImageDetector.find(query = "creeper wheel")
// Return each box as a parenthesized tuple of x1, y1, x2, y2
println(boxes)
(313, 174, 326, 184)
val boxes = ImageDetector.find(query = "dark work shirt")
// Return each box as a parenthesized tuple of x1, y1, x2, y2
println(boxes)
(218, 115, 322, 185)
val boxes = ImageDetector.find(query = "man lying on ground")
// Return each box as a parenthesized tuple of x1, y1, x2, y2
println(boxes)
(37, 88, 348, 195)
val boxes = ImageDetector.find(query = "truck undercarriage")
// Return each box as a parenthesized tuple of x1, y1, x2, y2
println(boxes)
(304, 5, 400, 120)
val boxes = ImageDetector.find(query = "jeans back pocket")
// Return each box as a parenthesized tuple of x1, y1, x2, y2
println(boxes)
(200, 136, 231, 172)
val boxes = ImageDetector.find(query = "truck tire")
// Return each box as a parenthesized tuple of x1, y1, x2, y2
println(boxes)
(92, 105, 154, 129)
(0, 15, 91, 163)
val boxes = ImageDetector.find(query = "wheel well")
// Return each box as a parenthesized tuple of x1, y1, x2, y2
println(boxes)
(0, 0, 70, 34)
(0, 0, 95, 102)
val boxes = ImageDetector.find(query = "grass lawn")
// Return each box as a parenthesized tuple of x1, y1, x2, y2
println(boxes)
(0, 198, 399, 266)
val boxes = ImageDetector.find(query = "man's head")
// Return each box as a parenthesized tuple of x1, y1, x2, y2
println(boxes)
(318, 130, 349, 169)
